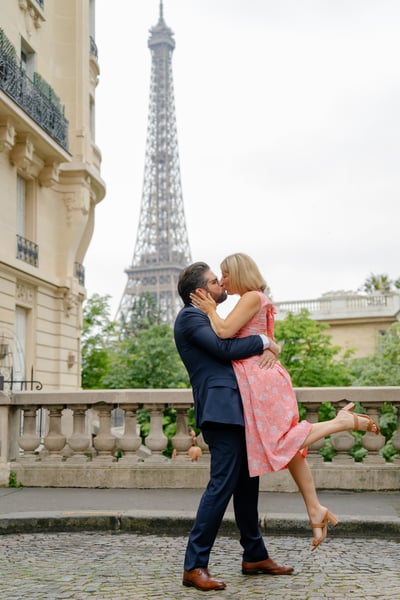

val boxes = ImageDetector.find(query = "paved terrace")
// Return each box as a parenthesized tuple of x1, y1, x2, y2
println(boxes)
(0, 487, 399, 599)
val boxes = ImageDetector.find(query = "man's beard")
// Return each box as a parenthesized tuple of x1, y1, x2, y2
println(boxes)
(215, 290, 228, 304)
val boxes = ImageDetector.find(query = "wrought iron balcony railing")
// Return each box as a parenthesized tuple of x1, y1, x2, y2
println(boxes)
(16, 234, 39, 267)
(0, 46, 68, 150)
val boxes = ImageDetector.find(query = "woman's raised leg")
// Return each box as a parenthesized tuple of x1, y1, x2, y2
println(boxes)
(287, 452, 337, 550)
(300, 402, 380, 449)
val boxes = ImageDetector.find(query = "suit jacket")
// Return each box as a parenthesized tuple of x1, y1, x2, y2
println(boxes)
(174, 304, 263, 428)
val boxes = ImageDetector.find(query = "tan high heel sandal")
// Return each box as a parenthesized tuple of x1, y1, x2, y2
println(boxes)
(339, 401, 380, 435)
(311, 510, 339, 551)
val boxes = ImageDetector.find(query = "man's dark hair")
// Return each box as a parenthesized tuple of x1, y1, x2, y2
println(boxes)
(178, 262, 209, 305)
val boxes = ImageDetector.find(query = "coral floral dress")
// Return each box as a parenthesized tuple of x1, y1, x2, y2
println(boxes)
(233, 291, 312, 477)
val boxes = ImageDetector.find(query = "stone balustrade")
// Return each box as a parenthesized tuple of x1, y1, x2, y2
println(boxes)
(275, 292, 400, 319)
(0, 387, 399, 491)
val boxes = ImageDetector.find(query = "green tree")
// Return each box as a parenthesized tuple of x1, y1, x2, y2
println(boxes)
(348, 322, 400, 386)
(81, 294, 117, 389)
(274, 309, 353, 387)
(361, 273, 394, 294)
(104, 322, 190, 458)
(345, 323, 400, 462)
(119, 292, 161, 337)
(104, 323, 189, 389)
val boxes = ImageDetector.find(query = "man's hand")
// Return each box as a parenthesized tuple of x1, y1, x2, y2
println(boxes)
(258, 348, 277, 369)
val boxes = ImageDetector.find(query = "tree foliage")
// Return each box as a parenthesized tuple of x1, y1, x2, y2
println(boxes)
(361, 272, 399, 294)
(347, 322, 400, 386)
(103, 323, 189, 389)
(81, 293, 189, 390)
(274, 309, 353, 387)
(81, 294, 117, 389)
(119, 292, 161, 337)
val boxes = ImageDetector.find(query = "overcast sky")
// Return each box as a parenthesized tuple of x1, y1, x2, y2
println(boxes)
(85, 0, 400, 317)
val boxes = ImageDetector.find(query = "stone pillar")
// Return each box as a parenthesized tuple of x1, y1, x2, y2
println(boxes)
(144, 404, 168, 461)
(171, 404, 192, 461)
(92, 404, 116, 460)
(361, 404, 386, 464)
(391, 402, 400, 460)
(67, 405, 91, 462)
(18, 407, 40, 460)
(0, 405, 10, 463)
(196, 432, 209, 459)
(331, 430, 356, 462)
(301, 402, 325, 463)
(117, 404, 142, 464)
(42, 406, 67, 460)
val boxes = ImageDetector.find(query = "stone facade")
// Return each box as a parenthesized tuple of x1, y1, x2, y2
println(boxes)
(0, 0, 105, 390)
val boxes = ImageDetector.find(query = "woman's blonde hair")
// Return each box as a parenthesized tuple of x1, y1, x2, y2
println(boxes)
(220, 253, 266, 293)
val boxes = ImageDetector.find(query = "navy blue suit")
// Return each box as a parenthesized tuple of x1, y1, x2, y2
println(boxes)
(174, 304, 270, 570)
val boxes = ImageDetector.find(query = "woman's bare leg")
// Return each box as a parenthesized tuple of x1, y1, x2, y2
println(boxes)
(287, 452, 329, 547)
(300, 402, 379, 449)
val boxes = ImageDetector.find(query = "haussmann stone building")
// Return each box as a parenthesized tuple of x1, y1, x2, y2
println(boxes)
(0, 0, 105, 392)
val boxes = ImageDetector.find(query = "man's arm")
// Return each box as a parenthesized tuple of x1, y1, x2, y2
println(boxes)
(180, 307, 264, 361)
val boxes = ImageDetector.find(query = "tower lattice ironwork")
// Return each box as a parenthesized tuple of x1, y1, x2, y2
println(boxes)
(117, 2, 192, 327)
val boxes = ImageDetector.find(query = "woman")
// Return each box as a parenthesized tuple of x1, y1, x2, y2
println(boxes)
(190, 252, 380, 550)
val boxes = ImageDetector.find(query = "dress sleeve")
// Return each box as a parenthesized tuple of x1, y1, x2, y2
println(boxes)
(266, 300, 276, 339)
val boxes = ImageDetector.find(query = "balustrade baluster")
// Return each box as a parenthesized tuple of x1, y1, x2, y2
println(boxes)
(361, 404, 386, 464)
(66, 405, 91, 462)
(92, 404, 116, 460)
(0, 389, 398, 490)
(329, 400, 356, 462)
(391, 402, 400, 459)
(195, 432, 209, 459)
(171, 404, 192, 461)
(330, 429, 356, 461)
(300, 402, 325, 463)
(42, 405, 66, 460)
(144, 404, 168, 461)
(117, 404, 142, 463)
(18, 406, 40, 460)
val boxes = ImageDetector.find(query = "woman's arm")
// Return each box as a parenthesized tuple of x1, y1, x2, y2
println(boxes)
(189, 290, 261, 338)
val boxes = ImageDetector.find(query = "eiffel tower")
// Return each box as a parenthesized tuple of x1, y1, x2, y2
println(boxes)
(117, 1, 192, 327)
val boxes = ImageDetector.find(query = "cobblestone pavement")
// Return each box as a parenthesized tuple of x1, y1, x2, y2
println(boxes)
(1, 531, 399, 600)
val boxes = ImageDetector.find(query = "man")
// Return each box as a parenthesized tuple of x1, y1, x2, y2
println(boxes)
(174, 262, 293, 592)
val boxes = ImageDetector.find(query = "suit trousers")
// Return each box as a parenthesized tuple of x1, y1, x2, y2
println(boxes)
(183, 424, 269, 570)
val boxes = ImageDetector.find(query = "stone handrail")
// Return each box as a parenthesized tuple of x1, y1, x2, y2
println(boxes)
(274, 292, 400, 320)
(0, 387, 399, 491)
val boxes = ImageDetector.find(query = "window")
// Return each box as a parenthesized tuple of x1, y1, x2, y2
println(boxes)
(16, 175, 38, 266)
(14, 306, 27, 383)
(16, 175, 26, 237)
(20, 38, 35, 81)
(90, 96, 95, 140)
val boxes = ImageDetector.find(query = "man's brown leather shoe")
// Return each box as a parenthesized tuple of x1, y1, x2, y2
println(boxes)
(183, 568, 226, 591)
(242, 557, 294, 576)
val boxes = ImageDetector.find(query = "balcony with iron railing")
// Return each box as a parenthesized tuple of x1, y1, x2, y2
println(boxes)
(16, 234, 39, 267)
(0, 387, 399, 491)
(0, 31, 69, 151)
